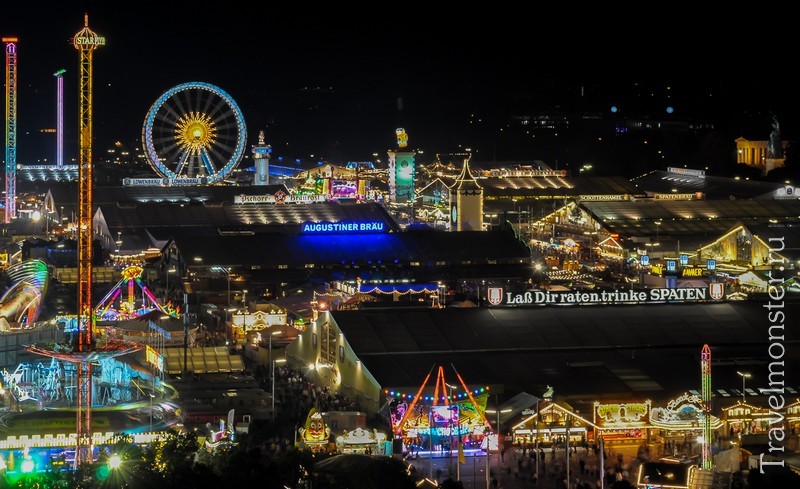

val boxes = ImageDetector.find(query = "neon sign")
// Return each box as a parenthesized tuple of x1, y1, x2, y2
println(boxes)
(492, 286, 724, 306)
(681, 267, 704, 277)
(146, 345, 164, 372)
(302, 221, 385, 234)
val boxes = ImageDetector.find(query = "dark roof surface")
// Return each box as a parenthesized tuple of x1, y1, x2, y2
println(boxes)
(97, 201, 399, 235)
(172, 229, 531, 267)
(632, 170, 784, 199)
(332, 302, 800, 400)
(581, 199, 800, 247)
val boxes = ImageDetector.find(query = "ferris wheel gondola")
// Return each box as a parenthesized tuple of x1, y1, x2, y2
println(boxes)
(142, 82, 246, 183)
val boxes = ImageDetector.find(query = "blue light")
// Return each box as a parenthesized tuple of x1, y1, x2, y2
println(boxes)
(295, 158, 301, 164)
(302, 221, 386, 234)
(318, 161, 323, 166)
(277, 156, 283, 161)
(680, 254, 688, 266)
(666, 106, 674, 114)
(667, 260, 677, 272)
(707, 259, 716, 271)
(610, 106, 618, 113)
(641, 255, 650, 266)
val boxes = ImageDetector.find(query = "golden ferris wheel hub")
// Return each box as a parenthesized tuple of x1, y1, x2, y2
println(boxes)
(175, 112, 217, 152)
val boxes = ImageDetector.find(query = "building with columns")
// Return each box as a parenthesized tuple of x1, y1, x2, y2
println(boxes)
(735, 137, 787, 174)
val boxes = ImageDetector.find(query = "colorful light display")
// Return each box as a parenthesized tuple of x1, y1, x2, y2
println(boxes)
(4, 37, 17, 222)
(395, 128, 408, 148)
(54, 69, 65, 168)
(298, 408, 330, 452)
(0, 260, 49, 329)
(95, 265, 177, 321)
(143, 82, 246, 183)
(701, 344, 712, 470)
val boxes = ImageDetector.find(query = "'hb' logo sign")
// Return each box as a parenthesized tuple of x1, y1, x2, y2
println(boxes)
(487, 287, 503, 306)
(709, 283, 724, 300)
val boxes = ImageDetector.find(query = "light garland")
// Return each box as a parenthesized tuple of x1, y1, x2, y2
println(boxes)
(385, 385, 489, 401)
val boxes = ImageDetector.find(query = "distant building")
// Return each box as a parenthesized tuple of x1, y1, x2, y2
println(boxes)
(735, 137, 787, 174)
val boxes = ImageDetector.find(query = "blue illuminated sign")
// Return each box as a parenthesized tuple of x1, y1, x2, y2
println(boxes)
(707, 259, 716, 271)
(641, 255, 650, 266)
(667, 260, 677, 272)
(680, 254, 688, 266)
(302, 221, 386, 234)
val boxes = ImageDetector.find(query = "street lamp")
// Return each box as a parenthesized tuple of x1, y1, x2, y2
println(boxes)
(149, 393, 155, 432)
(166, 267, 177, 297)
(108, 454, 122, 470)
(226, 308, 237, 344)
(736, 371, 751, 404)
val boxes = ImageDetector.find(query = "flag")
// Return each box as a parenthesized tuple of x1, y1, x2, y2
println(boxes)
(227, 409, 235, 431)
(458, 439, 466, 464)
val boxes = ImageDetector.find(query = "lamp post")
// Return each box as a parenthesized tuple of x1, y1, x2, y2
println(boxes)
(737, 371, 752, 435)
(166, 267, 176, 299)
(226, 308, 237, 345)
(736, 371, 751, 404)
(149, 393, 155, 432)
(270, 330, 283, 422)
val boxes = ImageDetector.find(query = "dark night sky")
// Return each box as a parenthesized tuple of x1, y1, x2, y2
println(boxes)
(2, 3, 798, 173)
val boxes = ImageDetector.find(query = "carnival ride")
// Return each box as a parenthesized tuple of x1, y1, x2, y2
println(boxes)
(95, 266, 178, 321)
(0, 260, 49, 331)
(142, 82, 247, 182)
(4, 37, 18, 223)
(388, 365, 491, 456)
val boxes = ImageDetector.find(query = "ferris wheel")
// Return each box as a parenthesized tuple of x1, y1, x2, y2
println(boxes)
(142, 82, 247, 182)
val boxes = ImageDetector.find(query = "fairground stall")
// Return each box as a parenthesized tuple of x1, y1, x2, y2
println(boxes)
(511, 401, 595, 447)
(334, 427, 388, 455)
(649, 393, 723, 453)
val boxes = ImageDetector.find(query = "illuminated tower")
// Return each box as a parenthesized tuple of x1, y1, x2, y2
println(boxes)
(73, 14, 104, 466)
(4, 37, 18, 223)
(701, 344, 713, 470)
(388, 128, 415, 203)
(54, 69, 66, 168)
(252, 130, 270, 185)
(449, 157, 483, 231)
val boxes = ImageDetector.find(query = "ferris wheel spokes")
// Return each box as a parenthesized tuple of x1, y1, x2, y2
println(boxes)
(143, 81, 246, 182)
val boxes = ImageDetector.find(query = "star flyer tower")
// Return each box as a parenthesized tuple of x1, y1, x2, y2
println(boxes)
(4, 36, 18, 223)
(701, 344, 713, 470)
(27, 15, 137, 468)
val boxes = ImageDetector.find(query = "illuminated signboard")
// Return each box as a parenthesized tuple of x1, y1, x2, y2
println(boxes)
(489, 285, 724, 306)
(146, 345, 164, 372)
(233, 193, 326, 204)
(331, 180, 357, 198)
(302, 221, 386, 234)
(681, 267, 704, 277)
(640, 255, 650, 266)
(650, 265, 663, 276)
(667, 167, 705, 178)
(654, 193, 703, 201)
(74, 35, 106, 46)
(707, 259, 716, 271)
(666, 261, 677, 272)
(680, 254, 689, 266)
(123, 177, 208, 186)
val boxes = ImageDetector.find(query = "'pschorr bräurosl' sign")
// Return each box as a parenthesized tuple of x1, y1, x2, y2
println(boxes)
(486, 284, 724, 306)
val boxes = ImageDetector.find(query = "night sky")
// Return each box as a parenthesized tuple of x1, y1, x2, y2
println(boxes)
(3, 3, 798, 175)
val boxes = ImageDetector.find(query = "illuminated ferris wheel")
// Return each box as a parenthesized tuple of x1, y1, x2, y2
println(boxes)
(142, 82, 246, 182)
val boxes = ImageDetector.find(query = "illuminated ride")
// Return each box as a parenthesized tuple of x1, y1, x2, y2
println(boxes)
(142, 82, 247, 183)
(0, 260, 49, 331)
(388, 365, 491, 456)
(95, 266, 178, 321)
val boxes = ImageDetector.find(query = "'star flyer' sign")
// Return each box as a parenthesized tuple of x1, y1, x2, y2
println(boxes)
(487, 285, 725, 307)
